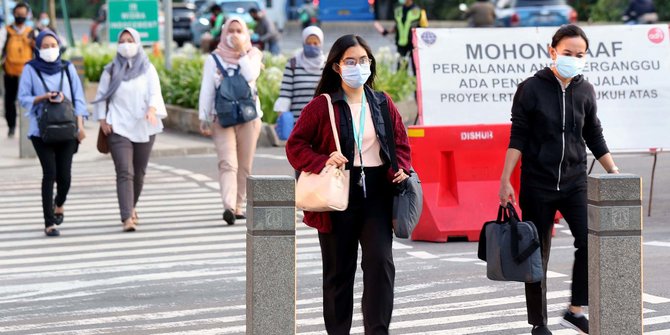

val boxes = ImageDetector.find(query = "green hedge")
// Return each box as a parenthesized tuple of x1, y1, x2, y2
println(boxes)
(81, 46, 416, 124)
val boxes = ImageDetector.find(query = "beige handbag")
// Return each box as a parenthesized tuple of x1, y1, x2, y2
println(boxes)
(295, 94, 350, 212)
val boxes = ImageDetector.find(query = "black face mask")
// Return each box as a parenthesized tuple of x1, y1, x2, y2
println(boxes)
(14, 16, 27, 24)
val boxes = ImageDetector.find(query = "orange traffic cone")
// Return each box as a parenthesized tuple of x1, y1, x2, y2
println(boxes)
(152, 42, 162, 57)
(81, 34, 89, 45)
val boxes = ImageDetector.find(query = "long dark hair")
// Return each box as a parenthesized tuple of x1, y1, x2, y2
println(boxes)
(314, 34, 376, 96)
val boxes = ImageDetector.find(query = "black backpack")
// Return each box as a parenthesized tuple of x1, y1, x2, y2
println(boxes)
(211, 54, 258, 128)
(34, 63, 78, 144)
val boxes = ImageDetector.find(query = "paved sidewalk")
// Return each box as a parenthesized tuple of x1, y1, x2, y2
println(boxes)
(0, 110, 214, 169)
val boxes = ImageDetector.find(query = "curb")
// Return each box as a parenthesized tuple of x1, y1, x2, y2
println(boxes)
(163, 104, 286, 148)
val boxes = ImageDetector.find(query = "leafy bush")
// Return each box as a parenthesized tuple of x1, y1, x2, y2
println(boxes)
(589, 0, 629, 21)
(155, 56, 204, 110)
(81, 46, 415, 125)
(79, 43, 116, 83)
(374, 47, 416, 103)
(257, 53, 288, 124)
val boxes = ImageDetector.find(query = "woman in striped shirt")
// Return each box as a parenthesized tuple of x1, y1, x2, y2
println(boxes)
(273, 26, 326, 128)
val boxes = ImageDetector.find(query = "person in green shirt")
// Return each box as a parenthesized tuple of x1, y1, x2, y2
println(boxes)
(209, 5, 226, 39)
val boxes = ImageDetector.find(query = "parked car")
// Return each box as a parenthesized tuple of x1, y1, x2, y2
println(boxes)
(494, 0, 577, 27)
(190, 0, 264, 47)
(0, 0, 18, 26)
(173, 2, 196, 46)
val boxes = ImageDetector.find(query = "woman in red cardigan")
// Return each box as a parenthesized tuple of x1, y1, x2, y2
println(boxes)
(286, 34, 411, 335)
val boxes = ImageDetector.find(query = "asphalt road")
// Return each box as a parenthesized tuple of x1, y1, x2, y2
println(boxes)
(0, 147, 668, 334)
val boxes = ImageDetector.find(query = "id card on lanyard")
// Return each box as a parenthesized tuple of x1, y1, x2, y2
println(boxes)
(347, 91, 367, 198)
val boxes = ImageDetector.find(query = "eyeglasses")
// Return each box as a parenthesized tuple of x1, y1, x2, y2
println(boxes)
(340, 57, 371, 66)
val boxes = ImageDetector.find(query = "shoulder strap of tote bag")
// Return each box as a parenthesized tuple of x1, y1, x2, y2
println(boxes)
(321, 93, 342, 155)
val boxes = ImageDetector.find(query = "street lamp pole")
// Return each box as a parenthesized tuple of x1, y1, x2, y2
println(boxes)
(165, 0, 173, 70)
(3, 0, 10, 28)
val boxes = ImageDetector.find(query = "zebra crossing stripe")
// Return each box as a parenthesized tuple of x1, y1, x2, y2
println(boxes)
(645, 241, 670, 248)
(2, 161, 669, 335)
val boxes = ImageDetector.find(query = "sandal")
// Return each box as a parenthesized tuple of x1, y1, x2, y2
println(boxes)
(123, 219, 137, 232)
(132, 210, 139, 225)
(45, 226, 60, 237)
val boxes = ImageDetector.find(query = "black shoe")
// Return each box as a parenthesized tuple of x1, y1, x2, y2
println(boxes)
(560, 310, 589, 334)
(53, 208, 64, 225)
(223, 209, 235, 225)
(235, 214, 246, 220)
(44, 226, 60, 237)
(531, 325, 552, 335)
(7, 127, 15, 138)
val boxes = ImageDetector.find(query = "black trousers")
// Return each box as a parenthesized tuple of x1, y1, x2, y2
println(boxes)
(4, 74, 19, 130)
(397, 45, 416, 76)
(31, 137, 78, 228)
(519, 182, 588, 326)
(319, 166, 395, 335)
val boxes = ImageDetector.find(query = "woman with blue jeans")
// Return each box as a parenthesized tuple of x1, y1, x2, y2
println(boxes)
(18, 30, 88, 237)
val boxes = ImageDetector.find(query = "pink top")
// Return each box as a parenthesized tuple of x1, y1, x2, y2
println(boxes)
(349, 101, 384, 167)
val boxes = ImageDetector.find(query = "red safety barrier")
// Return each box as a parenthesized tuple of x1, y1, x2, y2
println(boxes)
(408, 124, 521, 242)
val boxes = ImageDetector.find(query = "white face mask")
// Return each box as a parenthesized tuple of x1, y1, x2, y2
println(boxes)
(118, 42, 139, 58)
(39, 47, 60, 63)
(226, 35, 235, 48)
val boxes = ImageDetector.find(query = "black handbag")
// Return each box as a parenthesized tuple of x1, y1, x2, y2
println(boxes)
(34, 65, 78, 144)
(380, 96, 423, 239)
(477, 204, 543, 283)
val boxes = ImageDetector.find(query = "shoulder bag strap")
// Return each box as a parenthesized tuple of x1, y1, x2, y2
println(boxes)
(322, 93, 342, 155)
(379, 95, 399, 172)
(58, 66, 65, 92)
(105, 64, 114, 117)
(211, 53, 229, 78)
(507, 204, 540, 264)
(33, 66, 51, 93)
(62, 63, 76, 109)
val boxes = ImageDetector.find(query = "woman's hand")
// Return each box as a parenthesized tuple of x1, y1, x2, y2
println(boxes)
(100, 119, 112, 135)
(199, 121, 212, 137)
(231, 35, 245, 53)
(48, 92, 64, 103)
(77, 128, 87, 142)
(146, 107, 158, 126)
(35, 92, 58, 104)
(325, 152, 348, 168)
(393, 169, 409, 183)
(498, 179, 516, 206)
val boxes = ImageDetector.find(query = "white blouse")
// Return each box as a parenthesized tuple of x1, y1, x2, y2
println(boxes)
(94, 63, 167, 143)
(198, 53, 263, 122)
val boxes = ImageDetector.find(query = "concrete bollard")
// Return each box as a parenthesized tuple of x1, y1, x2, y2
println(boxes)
(19, 107, 36, 158)
(246, 176, 296, 335)
(587, 173, 643, 335)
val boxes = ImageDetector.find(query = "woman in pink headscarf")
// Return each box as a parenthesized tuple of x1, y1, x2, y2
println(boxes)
(198, 17, 264, 226)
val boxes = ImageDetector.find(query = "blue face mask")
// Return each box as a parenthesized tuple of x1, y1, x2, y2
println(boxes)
(303, 44, 321, 58)
(40, 18, 50, 26)
(555, 55, 586, 79)
(340, 64, 371, 89)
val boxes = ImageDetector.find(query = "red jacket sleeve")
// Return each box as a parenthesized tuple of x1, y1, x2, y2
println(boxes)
(385, 93, 412, 175)
(285, 95, 331, 174)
